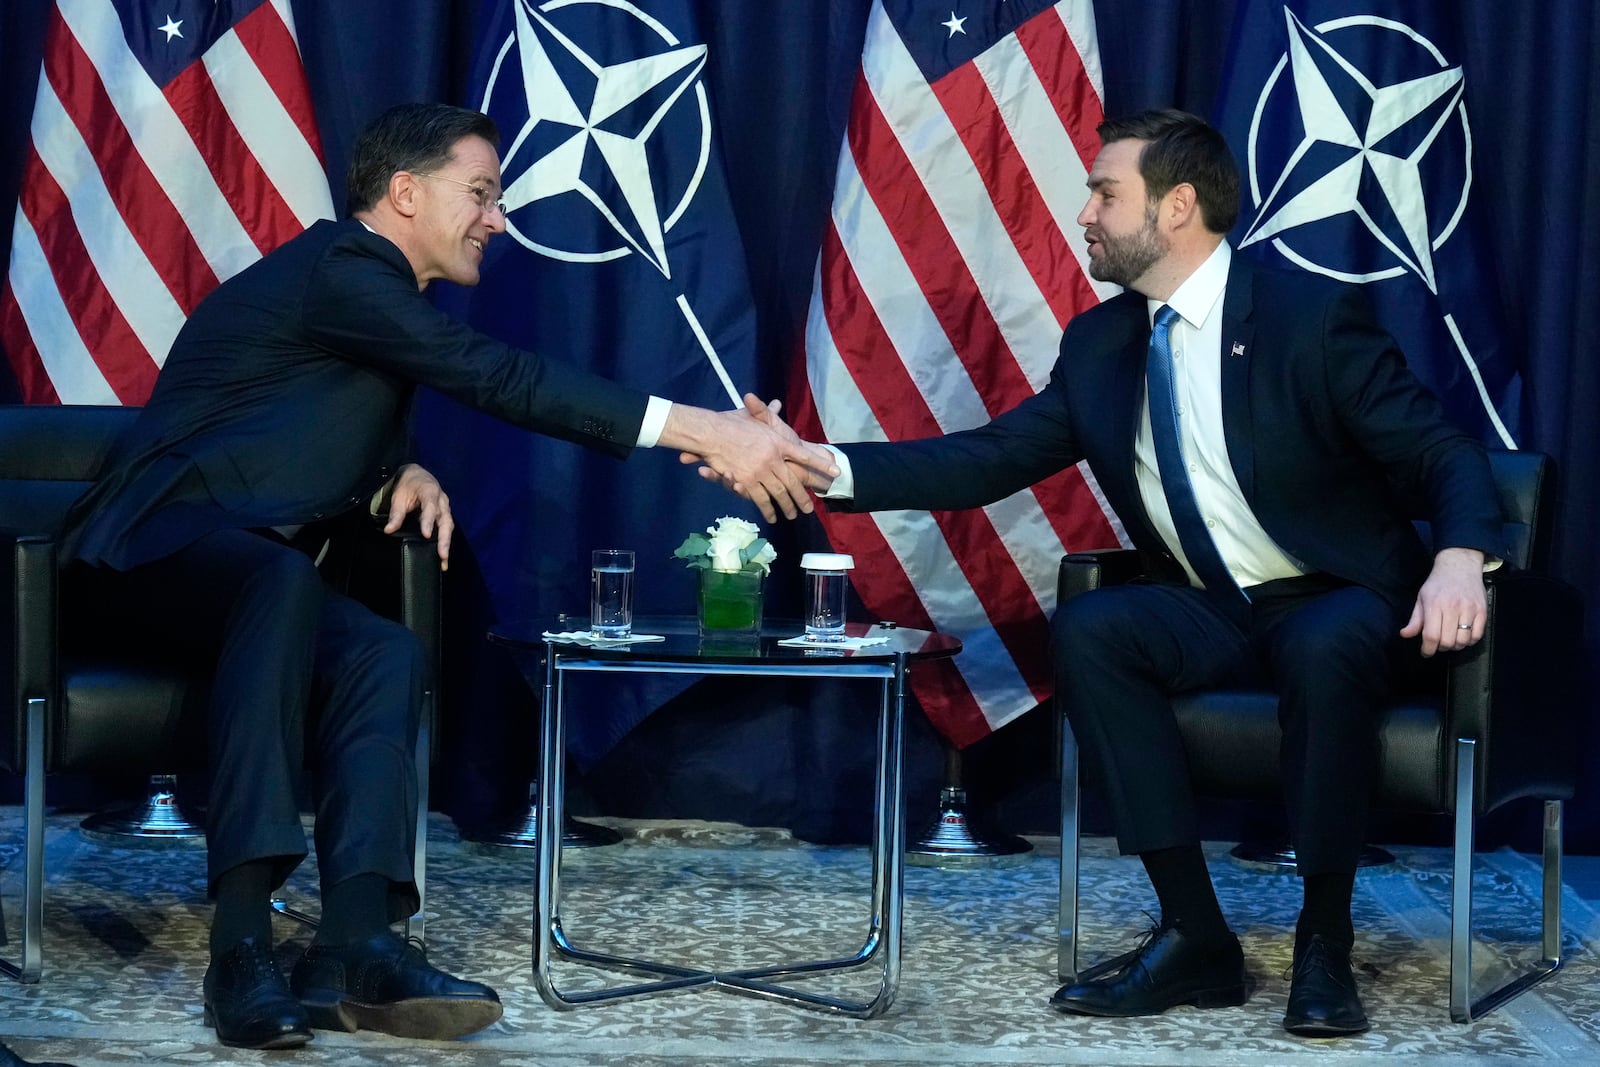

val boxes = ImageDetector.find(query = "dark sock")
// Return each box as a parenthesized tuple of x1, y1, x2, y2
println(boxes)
(315, 872, 392, 946)
(1296, 870, 1356, 950)
(210, 860, 275, 959)
(1139, 844, 1229, 941)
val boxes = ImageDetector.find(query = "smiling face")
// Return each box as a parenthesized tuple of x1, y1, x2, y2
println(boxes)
(1077, 138, 1168, 291)
(405, 135, 507, 289)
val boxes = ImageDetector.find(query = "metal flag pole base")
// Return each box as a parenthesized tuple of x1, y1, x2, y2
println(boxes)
(1229, 842, 1396, 871)
(462, 780, 622, 850)
(906, 786, 1033, 869)
(79, 774, 205, 848)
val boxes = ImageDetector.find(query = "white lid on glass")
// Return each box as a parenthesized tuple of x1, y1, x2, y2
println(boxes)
(800, 552, 855, 571)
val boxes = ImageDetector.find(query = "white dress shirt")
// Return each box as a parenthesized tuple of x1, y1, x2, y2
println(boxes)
(1134, 242, 1305, 590)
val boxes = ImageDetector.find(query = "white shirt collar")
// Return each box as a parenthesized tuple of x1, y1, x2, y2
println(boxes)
(1147, 241, 1231, 330)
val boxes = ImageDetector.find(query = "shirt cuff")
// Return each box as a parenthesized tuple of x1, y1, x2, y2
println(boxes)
(821, 444, 854, 499)
(638, 396, 672, 449)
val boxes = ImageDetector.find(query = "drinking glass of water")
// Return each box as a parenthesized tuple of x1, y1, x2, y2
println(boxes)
(590, 549, 634, 638)
(800, 552, 854, 640)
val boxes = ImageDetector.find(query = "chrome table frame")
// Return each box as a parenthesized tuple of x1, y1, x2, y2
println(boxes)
(506, 618, 956, 1018)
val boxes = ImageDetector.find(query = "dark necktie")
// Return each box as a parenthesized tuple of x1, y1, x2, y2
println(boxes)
(1146, 304, 1249, 621)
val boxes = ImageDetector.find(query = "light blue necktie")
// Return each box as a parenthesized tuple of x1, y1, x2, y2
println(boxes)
(1146, 304, 1249, 621)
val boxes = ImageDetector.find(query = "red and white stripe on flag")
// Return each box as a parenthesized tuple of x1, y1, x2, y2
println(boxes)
(0, 0, 332, 406)
(791, 0, 1129, 748)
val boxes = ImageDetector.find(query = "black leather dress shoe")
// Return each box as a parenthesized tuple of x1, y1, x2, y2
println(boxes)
(0, 1038, 78, 1067)
(290, 932, 502, 1040)
(1283, 935, 1370, 1037)
(1050, 921, 1249, 1017)
(203, 938, 314, 1050)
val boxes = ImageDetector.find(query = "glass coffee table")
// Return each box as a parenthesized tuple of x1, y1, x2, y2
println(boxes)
(487, 615, 961, 1018)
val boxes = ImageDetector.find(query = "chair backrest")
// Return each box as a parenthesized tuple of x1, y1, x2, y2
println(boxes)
(1413, 449, 1553, 572)
(0, 405, 139, 536)
(1486, 449, 1554, 572)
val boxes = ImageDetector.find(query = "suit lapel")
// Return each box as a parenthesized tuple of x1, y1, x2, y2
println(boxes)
(1220, 255, 1257, 504)
(1097, 296, 1167, 550)
(1107, 299, 1151, 497)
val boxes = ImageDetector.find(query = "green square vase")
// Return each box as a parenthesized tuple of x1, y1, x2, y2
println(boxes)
(697, 568, 764, 638)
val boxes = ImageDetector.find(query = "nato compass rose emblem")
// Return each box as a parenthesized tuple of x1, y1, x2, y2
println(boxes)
(480, 0, 741, 404)
(1239, 8, 1471, 294)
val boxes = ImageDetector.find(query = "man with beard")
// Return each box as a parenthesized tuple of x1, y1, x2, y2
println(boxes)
(732, 109, 1499, 1036)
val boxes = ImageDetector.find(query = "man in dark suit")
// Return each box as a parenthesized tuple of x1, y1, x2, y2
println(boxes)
(61, 103, 836, 1051)
(743, 109, 1500, 1036)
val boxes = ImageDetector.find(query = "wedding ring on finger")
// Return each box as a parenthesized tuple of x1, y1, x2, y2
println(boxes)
(1457, 622, 1473, 630)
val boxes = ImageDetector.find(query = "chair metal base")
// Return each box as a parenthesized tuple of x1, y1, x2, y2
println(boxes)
(1057, 730, 1569, 1023)
(1228, 842, 1395, 871)
(1450, 739, 1564, 1022)
(906, 787, 1032, 868)
(78, 775, 205, 848)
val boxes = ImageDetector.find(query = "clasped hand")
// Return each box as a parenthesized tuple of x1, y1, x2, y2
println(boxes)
(675, 394, 839, 522)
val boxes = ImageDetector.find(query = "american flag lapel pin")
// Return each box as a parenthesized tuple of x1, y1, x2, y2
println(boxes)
(1230, 341, 1246, 357)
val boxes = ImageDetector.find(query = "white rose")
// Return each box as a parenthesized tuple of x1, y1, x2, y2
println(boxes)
(710, 516, 759, 549)
(709, 540, 744, 572)
(707, 517, 760, 572)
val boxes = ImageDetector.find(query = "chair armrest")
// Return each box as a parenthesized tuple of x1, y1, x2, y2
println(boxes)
(1057, 548, 1144, 604)
(2, 530, 56, 775)
(393, 529, 441, 665)
(392, 529, 442, 765)
(1444, 566, 1583, 812)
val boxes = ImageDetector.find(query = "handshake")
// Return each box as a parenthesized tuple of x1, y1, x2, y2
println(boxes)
(665, 393, 838, 523)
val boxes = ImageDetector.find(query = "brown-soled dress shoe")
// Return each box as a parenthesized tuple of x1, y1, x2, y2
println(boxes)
(202, 937, 314, 1050)
(1050, 920, 1249, 1017)
(1282, 934, 1370, 1037)
(290, 931, 502, 1040)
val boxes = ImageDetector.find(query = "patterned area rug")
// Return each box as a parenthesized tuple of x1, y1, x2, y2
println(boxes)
(1, 811, 1597, 1066)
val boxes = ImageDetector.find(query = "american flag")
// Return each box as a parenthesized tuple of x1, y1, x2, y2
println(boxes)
(790, 0, 1127, 747)
(1, 0, 331, 405)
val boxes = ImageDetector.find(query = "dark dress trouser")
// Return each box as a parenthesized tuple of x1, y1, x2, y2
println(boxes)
(1053, 575, 1411, 877)
(66, 527, 424, 912)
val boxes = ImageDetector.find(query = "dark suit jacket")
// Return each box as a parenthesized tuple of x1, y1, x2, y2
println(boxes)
(836, 252, 1502, 609)
(64, 218, 650, 570)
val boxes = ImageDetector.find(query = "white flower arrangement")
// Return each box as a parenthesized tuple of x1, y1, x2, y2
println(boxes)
(674, 516, 777, 576)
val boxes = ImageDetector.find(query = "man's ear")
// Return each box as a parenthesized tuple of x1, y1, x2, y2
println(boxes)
(1157, 181, 1199, 230)
(388, 171, 421, 219)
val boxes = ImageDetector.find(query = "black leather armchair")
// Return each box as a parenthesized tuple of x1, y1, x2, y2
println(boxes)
(0, 404, 441, 982)
(1055, 449, 1582, 1021)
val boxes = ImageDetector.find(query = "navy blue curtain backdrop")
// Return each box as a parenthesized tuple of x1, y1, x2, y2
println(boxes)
(3, 1, 1597, 847)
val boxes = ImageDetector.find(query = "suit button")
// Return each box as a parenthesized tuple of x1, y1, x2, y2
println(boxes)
(378, 466, 392, 479)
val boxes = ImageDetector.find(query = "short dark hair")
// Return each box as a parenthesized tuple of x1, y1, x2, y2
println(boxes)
(345, 103, 500, 215)
(1097, 109, 1240, 234)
